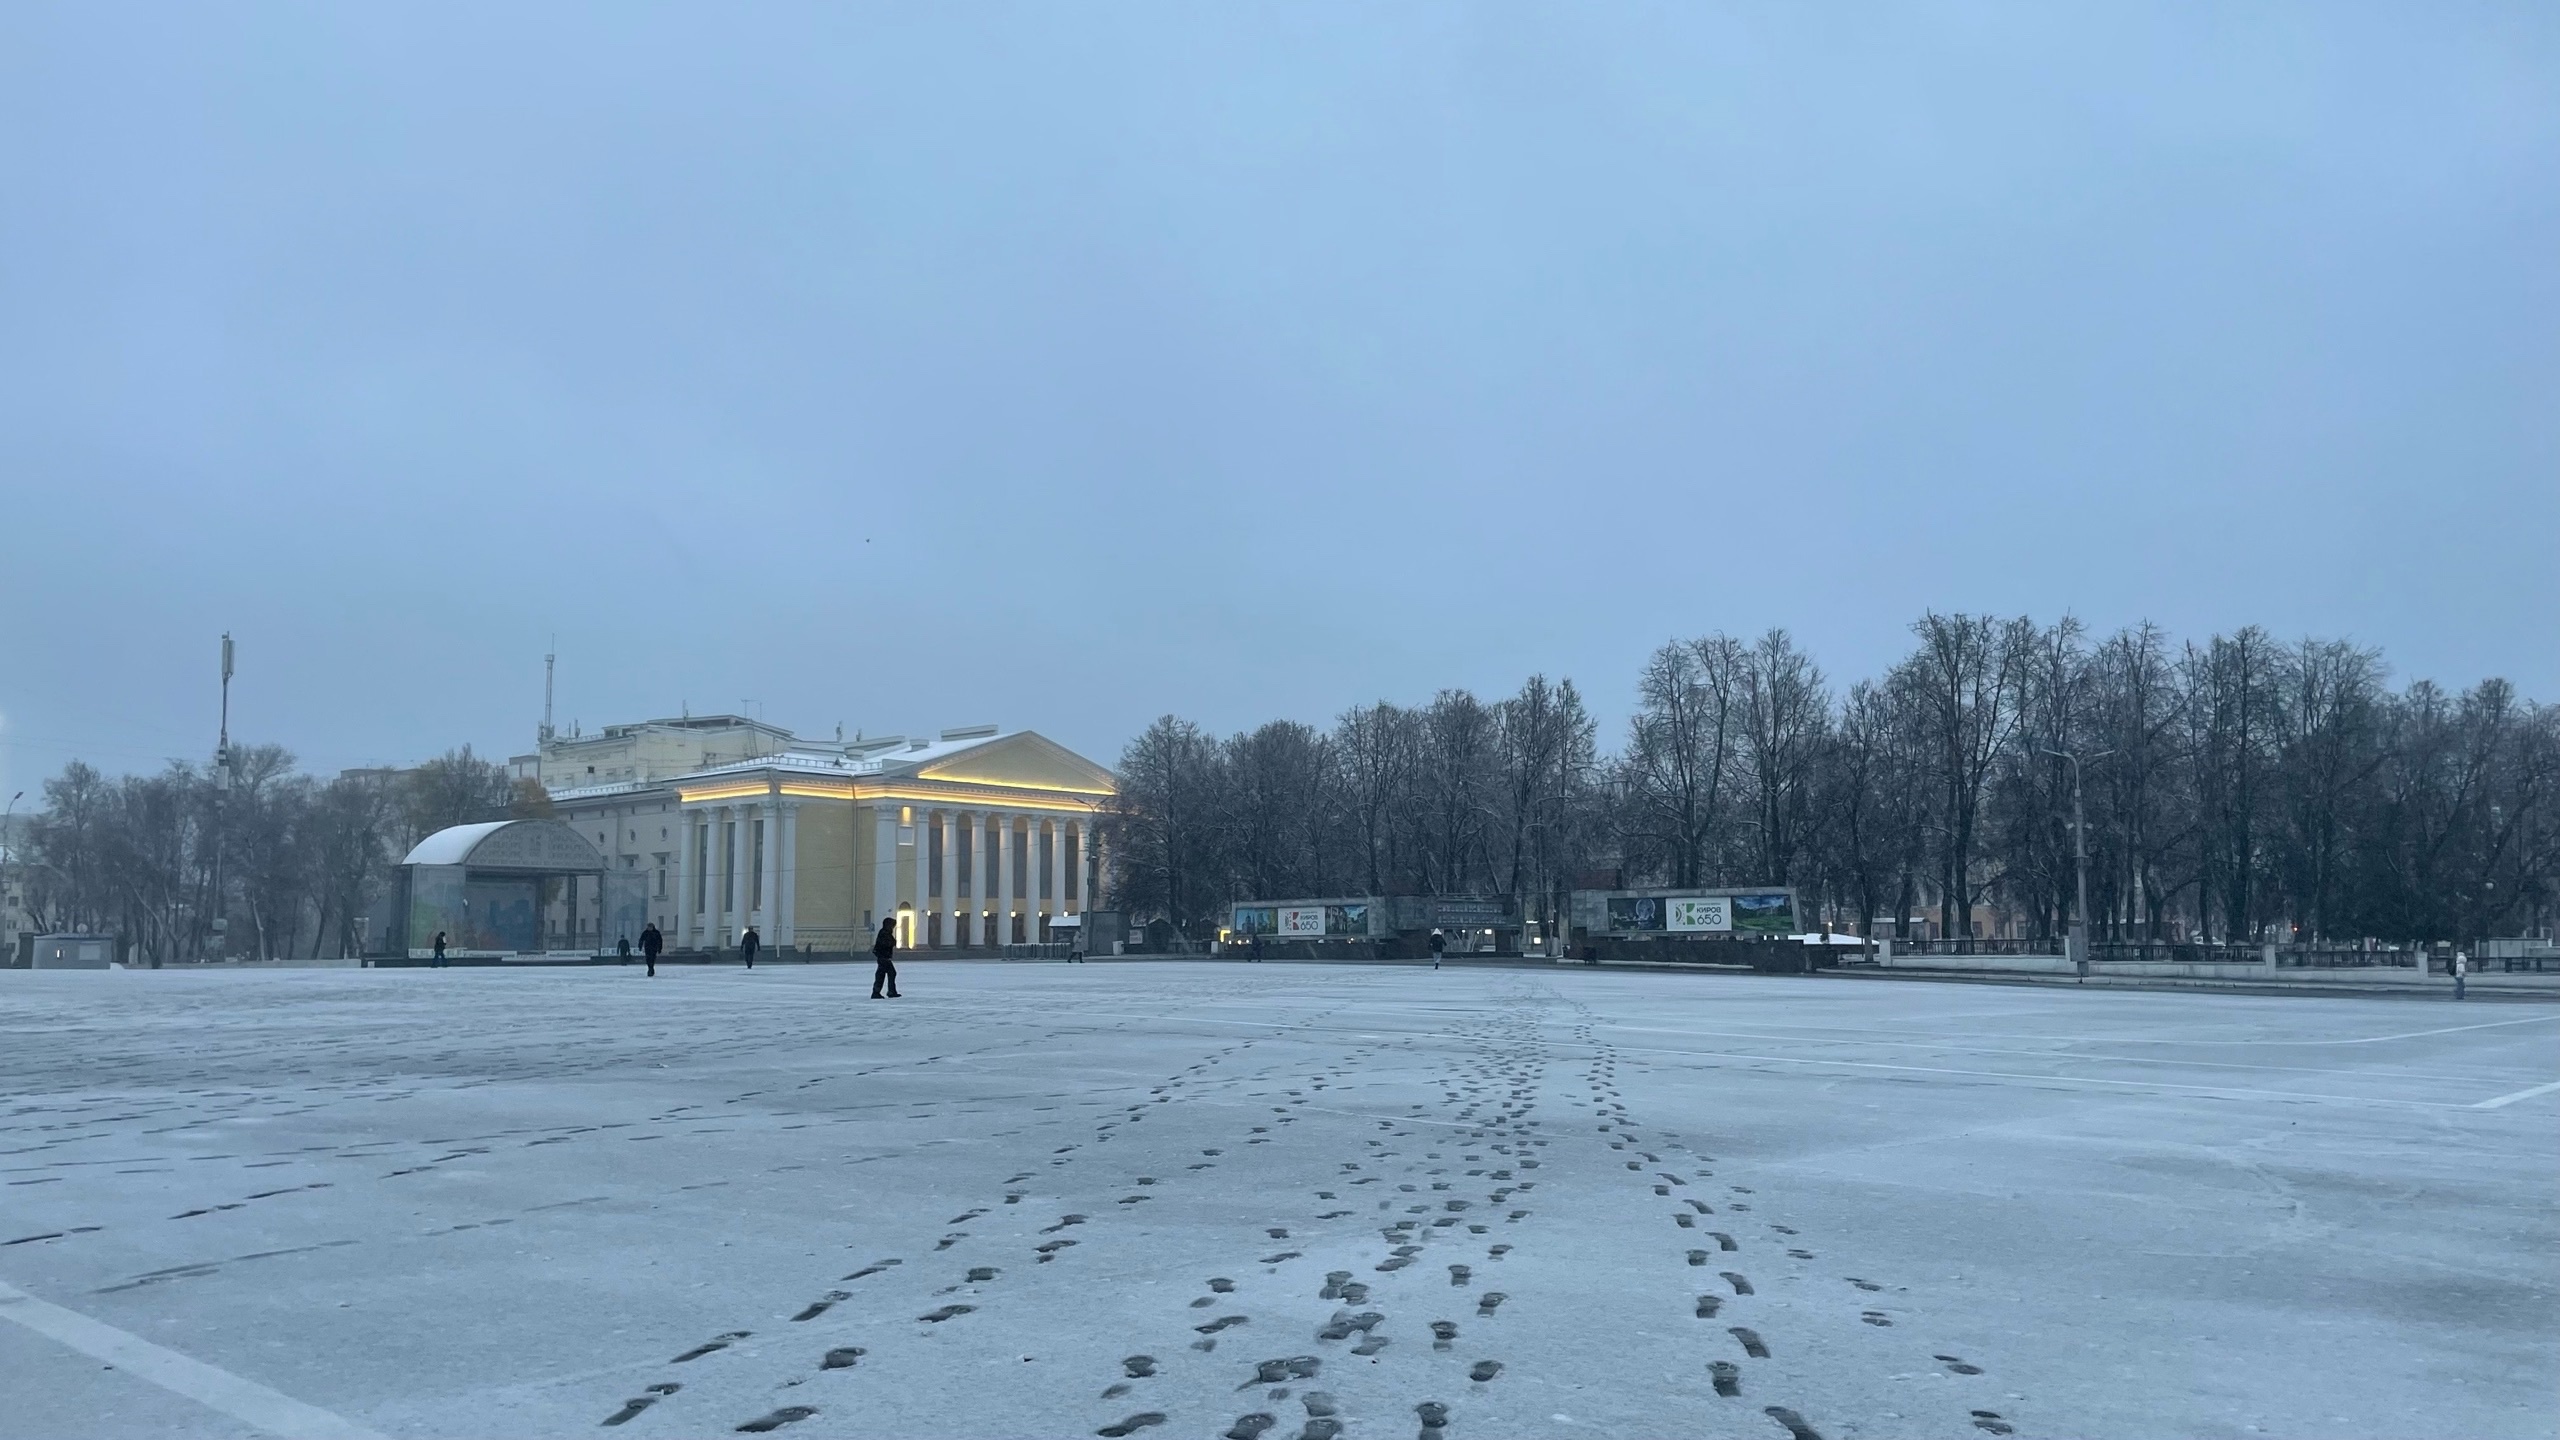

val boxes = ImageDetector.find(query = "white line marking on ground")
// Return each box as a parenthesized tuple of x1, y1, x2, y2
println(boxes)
(1615, 1012, 2560, 1049)
(1590, 1044, 2479, 1108)
(2473, 1078, 2560, 1110)
(1599, 1025, 2507, 1082)
(0, 1277, 390, 1440)
(2113, 1014, 2560, 1046)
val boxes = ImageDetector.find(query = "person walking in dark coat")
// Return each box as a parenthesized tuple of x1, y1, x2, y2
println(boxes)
(640, 922, 663, 978)
(616, 935, 631, 965)
(432, 931, 448, 968)
(871, 917, 901, 999)
(740, 925, 761, 970)
(1429, 928, 1445, 970)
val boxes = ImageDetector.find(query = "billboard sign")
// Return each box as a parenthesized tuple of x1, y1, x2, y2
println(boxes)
(1732, 892, 1796, 934)
(1326, 903, 1370, 936)
(1606, 895, 1666, 932)
(1667, 897, 1732, 932)
(1278, 906, 1327, 937)
(1233, 907, 1277, 935)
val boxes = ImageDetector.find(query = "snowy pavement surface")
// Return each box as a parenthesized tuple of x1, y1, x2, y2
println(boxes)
(3, 962, 2555, 1440)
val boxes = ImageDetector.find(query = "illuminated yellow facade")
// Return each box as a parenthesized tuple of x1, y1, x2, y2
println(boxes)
(642, 729, 1113, 953)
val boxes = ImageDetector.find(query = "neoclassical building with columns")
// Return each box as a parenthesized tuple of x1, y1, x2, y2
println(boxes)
(541, 723, 1114, 954)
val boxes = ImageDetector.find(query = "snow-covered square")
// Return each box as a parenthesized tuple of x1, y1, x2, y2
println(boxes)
(4, 963, 2555, 1439)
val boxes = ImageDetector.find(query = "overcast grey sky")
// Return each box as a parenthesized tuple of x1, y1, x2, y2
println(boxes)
(3, 2, 2553, 794)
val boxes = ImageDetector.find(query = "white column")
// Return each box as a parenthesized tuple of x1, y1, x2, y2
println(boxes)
(911, 808, 930, 946)
(1066, 820, 1085, 915)
(992, 812, 1014, 946)
(776, 801, 799, 948)
(957, 813, 975, 947)
(723, 805, 744, 946)
(939, 810, 958, 948)
(674, 808, 697, 948)
(1024, 817, 1041, 940)
(970, 813, 992, 947)
(758, 797, 781, 933)
(898, 807, 921, 945)
(1048, 817, 1067, 935)
(1015, 814, 1033, 944)
(871, 804, 898, 934)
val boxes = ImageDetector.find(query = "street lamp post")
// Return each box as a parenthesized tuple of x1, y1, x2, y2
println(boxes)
(2041, 749, 2110, 981)
(3, 790, 21, 966)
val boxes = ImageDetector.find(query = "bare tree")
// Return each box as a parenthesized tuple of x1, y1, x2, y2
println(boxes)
(1989, 618, 2088, 939)
(100, 764, 214, 966)
(1331, 701, 1416, 896)
(1496, 674, 1596, 945)
(2272, 638, 2385, 941)
(1108, 716, 1225, 938)
(1223, 720, 1334, 900)
(2088, 623, 2188, 944)
(1907, 613, 2033, 947)
(1417, 690, 1496, 894)
(400, 747, 515, 843)
(1738, 628, 1829, 886)
(225, 744, 313, 961)
(1815, 680, 1894, 937)
(2184, 627, 2284, 941)
(1620, 634, 1745, 888)
(21, 760, 115, 933)
(310, 771, 397, 957)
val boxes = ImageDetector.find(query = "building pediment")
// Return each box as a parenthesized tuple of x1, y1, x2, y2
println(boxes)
(908, 732, 1114, 796)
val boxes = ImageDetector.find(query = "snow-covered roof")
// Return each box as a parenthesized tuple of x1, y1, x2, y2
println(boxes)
(402, 821, 514, 866)
(542, 778, 664, 803)
(400, 819, 605, 872)
(681, 731, 1010, 784)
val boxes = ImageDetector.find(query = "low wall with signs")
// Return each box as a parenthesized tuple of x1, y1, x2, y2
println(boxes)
(1570, 887, 1801, 939)
(1232, 896, 1518, 941)
(1232, 898, 1385, 939)
(1572, 935, 1814, 972)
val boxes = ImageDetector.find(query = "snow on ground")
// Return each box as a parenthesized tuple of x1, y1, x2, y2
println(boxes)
(2, 962, 2555, 1440)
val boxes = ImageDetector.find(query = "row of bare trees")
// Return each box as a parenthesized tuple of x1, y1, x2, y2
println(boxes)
(9, 747, 530, 964)
(1107, 616, 2560, 949)
(1110, 678, 1600, 945)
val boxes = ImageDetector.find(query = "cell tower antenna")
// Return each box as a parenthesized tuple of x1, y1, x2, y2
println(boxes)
(216, 632, 235, 784)
(541, 644, 556, 745)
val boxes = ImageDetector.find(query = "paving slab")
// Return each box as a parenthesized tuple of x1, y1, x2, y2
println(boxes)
(3, 963, 2555, 1439)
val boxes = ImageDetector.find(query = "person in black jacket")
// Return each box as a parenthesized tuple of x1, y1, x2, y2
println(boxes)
(1429, 928, 1446, 970)
(432, 931, 447, 968)
(871, 917, 901, 999)
(640, 922, 663, 978)
(740, 925, 761, 970)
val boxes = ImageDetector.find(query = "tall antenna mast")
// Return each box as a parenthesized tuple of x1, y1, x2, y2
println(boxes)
(541, 645, 556, 745)
(216, 633, 235, 787)
(208, 633, 235, 966)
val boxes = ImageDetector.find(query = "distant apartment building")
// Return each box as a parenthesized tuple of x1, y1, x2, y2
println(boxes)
(507, 714, 793, 791)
